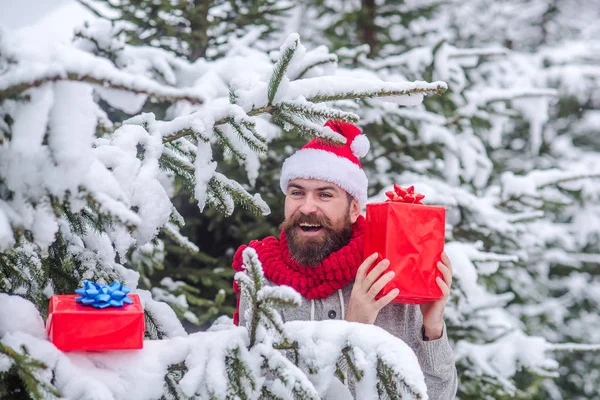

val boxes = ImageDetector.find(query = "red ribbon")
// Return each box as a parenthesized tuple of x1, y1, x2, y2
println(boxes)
(385, 185, 425, 204)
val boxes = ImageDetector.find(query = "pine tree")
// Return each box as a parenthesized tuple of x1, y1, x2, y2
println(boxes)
(78, 0, 294, 61)
(289, 0, 600, 398)
(1, 248, 430, 399)
(0, 12, 445, 397)
(74, 0, 300, 329)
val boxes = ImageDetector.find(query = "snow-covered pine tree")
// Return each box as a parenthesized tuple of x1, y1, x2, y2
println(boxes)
(286, 0, 600, 398)
(443, 2, 600, 398)
(0, 13, 446, 398)
(78, 0, 294, 61)
(75, 0, 300, 329)
(0, 245, 430, 400)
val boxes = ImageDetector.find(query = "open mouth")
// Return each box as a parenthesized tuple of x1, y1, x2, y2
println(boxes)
(298, 223, 323, 233)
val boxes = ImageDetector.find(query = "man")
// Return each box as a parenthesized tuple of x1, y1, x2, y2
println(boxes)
(233, 120, 458, 399)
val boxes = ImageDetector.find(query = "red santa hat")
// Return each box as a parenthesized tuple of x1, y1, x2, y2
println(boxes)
(280, 120, 370, 207)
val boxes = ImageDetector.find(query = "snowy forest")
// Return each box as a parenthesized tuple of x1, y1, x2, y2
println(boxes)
(1, 0, 599, 399)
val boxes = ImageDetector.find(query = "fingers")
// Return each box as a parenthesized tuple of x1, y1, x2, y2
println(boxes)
(436, 276, 450, 298)
(356, 252, 379, 283)
(437, 261, 452, 288)
(368, 270, 395, 299)
(363, 259, 390, 291)
(375, 288, 400, 308)
(441, 252, 452, 274)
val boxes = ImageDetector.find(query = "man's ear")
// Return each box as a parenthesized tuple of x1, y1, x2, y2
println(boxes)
(349, 198, 361, 223)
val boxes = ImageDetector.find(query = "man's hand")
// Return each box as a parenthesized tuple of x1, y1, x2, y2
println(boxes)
(420, 252, 453, 340)
(345, 252, 399, 324)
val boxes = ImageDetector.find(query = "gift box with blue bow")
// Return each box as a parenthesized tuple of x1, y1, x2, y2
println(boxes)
(46, 281, 145, 351)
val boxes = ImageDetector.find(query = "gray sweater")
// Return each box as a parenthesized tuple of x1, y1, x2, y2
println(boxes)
(239, 282, 458, 399)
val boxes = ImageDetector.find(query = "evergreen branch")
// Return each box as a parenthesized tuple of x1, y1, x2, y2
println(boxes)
(481, 89, 557, 105)
(160, 149, 195, 177)
(268, 36, 299, 105)
(272, 341, 299, 351)
(163, 362, 188, 400)
(499, 172, 600, 207)
(297, 56, 338, 79)
(207, 179, 235, 216)
(229, 87, 238, 104)
(0, 73, 204, 105)
(228, 119, 268, 154)
(225, 347, 256, 400)
(209, 174, 269, 216)
(376, 357, 424, 400)
(162, 107, 274, 144)
(76, 0, 116, 21)
(448, 47, 508, 59)
(259, 307, 285, 336)
(306, 85, 447, 103)
(258, 343, 320, 400)
(273, 110, 346, 144)
(548, 343, 600, 352)
(85, 193, 138, 230)
(334, 362, 347, 386)
(260, 297, 302, 310)
(214, 126, 247, 161)
(240, 248, 264, 348)
(241, 120, 267, 146)
(341, 346, 364, 382)
(376, 358, 400, 400)
(162, 128, 204, 144)
(260, 387, 283, 400)
(161, 222, 199, 254)
(276, 102, 359, 124)
(168, 205, 185, 228)
(537, 172, 600, 189)
(144, 310, 165, 340)
(0, 343, 61, 399)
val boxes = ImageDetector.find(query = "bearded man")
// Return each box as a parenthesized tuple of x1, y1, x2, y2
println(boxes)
(233, 120, 458, 399)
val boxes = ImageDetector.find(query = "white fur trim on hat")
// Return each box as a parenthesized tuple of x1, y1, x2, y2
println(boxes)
(280, 148, 368, 207)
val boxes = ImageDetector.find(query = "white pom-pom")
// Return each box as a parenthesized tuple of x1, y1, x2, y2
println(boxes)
(350, 134, 370, 158)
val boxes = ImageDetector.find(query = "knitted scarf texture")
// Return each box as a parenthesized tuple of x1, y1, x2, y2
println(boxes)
(232, 216, 365, 325)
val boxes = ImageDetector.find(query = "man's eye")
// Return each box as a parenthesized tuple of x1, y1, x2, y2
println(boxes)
(320, 193, 332, 198)
(291, 191, 303, 196)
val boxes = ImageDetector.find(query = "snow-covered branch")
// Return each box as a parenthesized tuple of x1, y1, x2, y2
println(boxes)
(0, 72, 205, 104)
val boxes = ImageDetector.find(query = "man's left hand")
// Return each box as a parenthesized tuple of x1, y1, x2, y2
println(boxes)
(419, 252, 453, 340)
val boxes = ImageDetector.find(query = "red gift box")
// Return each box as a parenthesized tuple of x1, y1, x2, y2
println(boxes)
(46, 294, 145, 351)
(364, 186, 446, 304)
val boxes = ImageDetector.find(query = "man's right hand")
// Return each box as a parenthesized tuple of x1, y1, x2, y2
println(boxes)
(345, 252, 399, 324)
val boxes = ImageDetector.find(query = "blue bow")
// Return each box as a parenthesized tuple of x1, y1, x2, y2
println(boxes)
(75, 281, 134, 308)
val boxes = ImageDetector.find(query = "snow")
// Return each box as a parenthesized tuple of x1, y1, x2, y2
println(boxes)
(0, 293, 47, 339)
(2, 0, 600, 398)
(137, 290, 187, 339)
(0, 266, 428, 400)
(287, 320, 428, 399)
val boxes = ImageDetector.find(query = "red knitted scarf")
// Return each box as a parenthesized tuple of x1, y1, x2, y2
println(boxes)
(232, 216, 365, 325)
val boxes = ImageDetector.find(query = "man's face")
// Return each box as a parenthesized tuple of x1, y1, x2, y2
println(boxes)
(281, 178, 361, 266)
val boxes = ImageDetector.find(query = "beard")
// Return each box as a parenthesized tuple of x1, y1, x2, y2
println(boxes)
(280, 211, 353, 267)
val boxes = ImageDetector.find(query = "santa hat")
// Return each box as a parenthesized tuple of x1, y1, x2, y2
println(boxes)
(280, 120, 370, 207)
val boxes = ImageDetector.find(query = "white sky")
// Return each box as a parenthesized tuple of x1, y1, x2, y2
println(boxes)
(0, 0, 93, 41)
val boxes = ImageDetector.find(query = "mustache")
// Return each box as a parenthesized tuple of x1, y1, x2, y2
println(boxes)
(280, 212, 334, 232)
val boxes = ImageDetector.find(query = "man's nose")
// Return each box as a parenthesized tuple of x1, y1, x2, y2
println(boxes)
(298, 196, 318, 214)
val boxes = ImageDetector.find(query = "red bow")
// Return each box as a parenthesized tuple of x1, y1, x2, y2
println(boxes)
(385, 185, 425, 204)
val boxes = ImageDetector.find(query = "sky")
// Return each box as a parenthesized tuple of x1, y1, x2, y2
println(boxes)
(0, 0, 93, 40)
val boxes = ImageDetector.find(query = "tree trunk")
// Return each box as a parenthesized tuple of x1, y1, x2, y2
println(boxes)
(189, 0, 211, 62)
(361, 0, 377, 56)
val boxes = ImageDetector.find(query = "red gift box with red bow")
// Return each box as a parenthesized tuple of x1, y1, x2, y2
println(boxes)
(364, 185, 445, 304)
(46, 294, 145, 351)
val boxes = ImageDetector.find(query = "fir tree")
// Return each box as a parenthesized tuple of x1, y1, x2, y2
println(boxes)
(0, 12, 445, 397)
(290, 0, 600, 398)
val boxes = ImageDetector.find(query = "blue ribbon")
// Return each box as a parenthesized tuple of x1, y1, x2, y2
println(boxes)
(75, 281, 134, 309)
